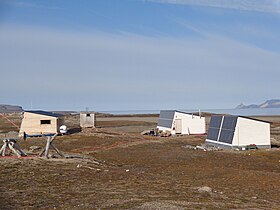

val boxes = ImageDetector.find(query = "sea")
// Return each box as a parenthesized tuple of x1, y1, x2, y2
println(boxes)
(103, 107, 280, 116)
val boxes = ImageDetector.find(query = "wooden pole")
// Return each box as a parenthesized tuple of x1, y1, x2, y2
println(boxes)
(0, 140, 8, 156)
(39, 147, 46, 157)
(8, 141, 21, 157)
(13, 141, 27, 156)
(0, 139, 27, 157)
(50, 144, 64, 158)
(44, 136, 51, 159)
(40, 134, 63, 158)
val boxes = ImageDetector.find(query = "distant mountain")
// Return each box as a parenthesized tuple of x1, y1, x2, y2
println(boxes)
(235, 99, 280, 109)
(0, 104, 23, 113)
(235, 103, 258, 109)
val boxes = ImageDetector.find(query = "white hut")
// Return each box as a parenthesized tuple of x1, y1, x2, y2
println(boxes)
(19, 110, 64, 136)
(80, 112, 95, 128)
(157, 110, 206, 135)
(205, 115, 271, 149)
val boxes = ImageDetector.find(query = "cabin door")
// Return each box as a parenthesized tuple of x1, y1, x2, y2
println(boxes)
(175, 119, 182, 134)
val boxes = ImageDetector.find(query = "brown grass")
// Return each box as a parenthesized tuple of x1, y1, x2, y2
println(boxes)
(0, 113, 280, 209)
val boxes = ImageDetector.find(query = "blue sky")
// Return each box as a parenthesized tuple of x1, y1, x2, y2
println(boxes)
(1, 0, 280, 111)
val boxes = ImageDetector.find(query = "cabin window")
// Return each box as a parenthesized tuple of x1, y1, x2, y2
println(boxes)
(41, 120, 51, 125)
(86, 114, 91, 117)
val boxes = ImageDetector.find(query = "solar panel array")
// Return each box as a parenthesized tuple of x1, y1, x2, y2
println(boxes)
(157, 110, 175, 128)
(219, 116, 237, 144)
(207, 116, 222, 140)
(207, 115, 238, 144)
(209, 116, 223, 128)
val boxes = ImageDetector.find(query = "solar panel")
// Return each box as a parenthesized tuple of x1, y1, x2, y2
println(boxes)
(219, 129, 234, 144)
(207, 115, 237, 144)
(222, 116, 237, 130)
(157, 118, 173, 128)
(209, 116, 223, 128)
(159, 110, 175, 119)
(207, 128, 220, 141)
(207, 116, 223, 141)
(158, 110, 175, 128)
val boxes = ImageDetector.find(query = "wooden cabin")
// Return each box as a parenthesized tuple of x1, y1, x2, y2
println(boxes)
(19, 110, 64, 136)
(80, 112, 95, 128)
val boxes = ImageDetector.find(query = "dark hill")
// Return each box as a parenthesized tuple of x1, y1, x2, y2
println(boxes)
(0, 104, 23, 113)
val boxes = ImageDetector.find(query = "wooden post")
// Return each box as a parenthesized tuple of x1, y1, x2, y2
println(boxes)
(50, 144, 65, 158)
(0, 139, 26, 157)
(44, 136, 51, 159)
(0, 140, 8, 156)
(39, 147, 46, 157)
(8, 141, 21, 157)
(12, 141, 27, 156)
(39, 134, 63, 158)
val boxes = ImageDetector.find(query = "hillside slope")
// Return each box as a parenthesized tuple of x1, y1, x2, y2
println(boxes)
(236, 99, 280, 109)
(0, 104, 23, 113)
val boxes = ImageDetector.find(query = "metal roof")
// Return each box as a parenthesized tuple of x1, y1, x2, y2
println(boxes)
(210, 114, 271, 124)
(80, 111, 95, 114)
(238, 116, 271, 124)
(160, 110, 201, 116)
(174, 110, 201, 116)
(24, 110, 64, 118)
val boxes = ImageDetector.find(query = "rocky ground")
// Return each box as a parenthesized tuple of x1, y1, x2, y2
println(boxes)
(0, 114, 280, 209)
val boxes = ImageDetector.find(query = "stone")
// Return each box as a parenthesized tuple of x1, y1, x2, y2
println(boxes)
(29, 145, 41, 152)
(198, 186, 212, 193)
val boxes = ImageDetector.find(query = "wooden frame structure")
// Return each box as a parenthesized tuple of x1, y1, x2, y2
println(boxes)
(0, 138, 27, 157)
(39, 134, 65, 159)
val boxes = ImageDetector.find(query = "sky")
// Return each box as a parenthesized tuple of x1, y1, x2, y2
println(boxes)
(0, 0, 280, 111)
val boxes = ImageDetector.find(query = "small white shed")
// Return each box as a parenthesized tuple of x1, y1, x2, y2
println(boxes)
(80, 112, 95, 128)
(205, 115, 271, 149)
(157, 110, 206, 135)
(19, 110, 64, 136)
